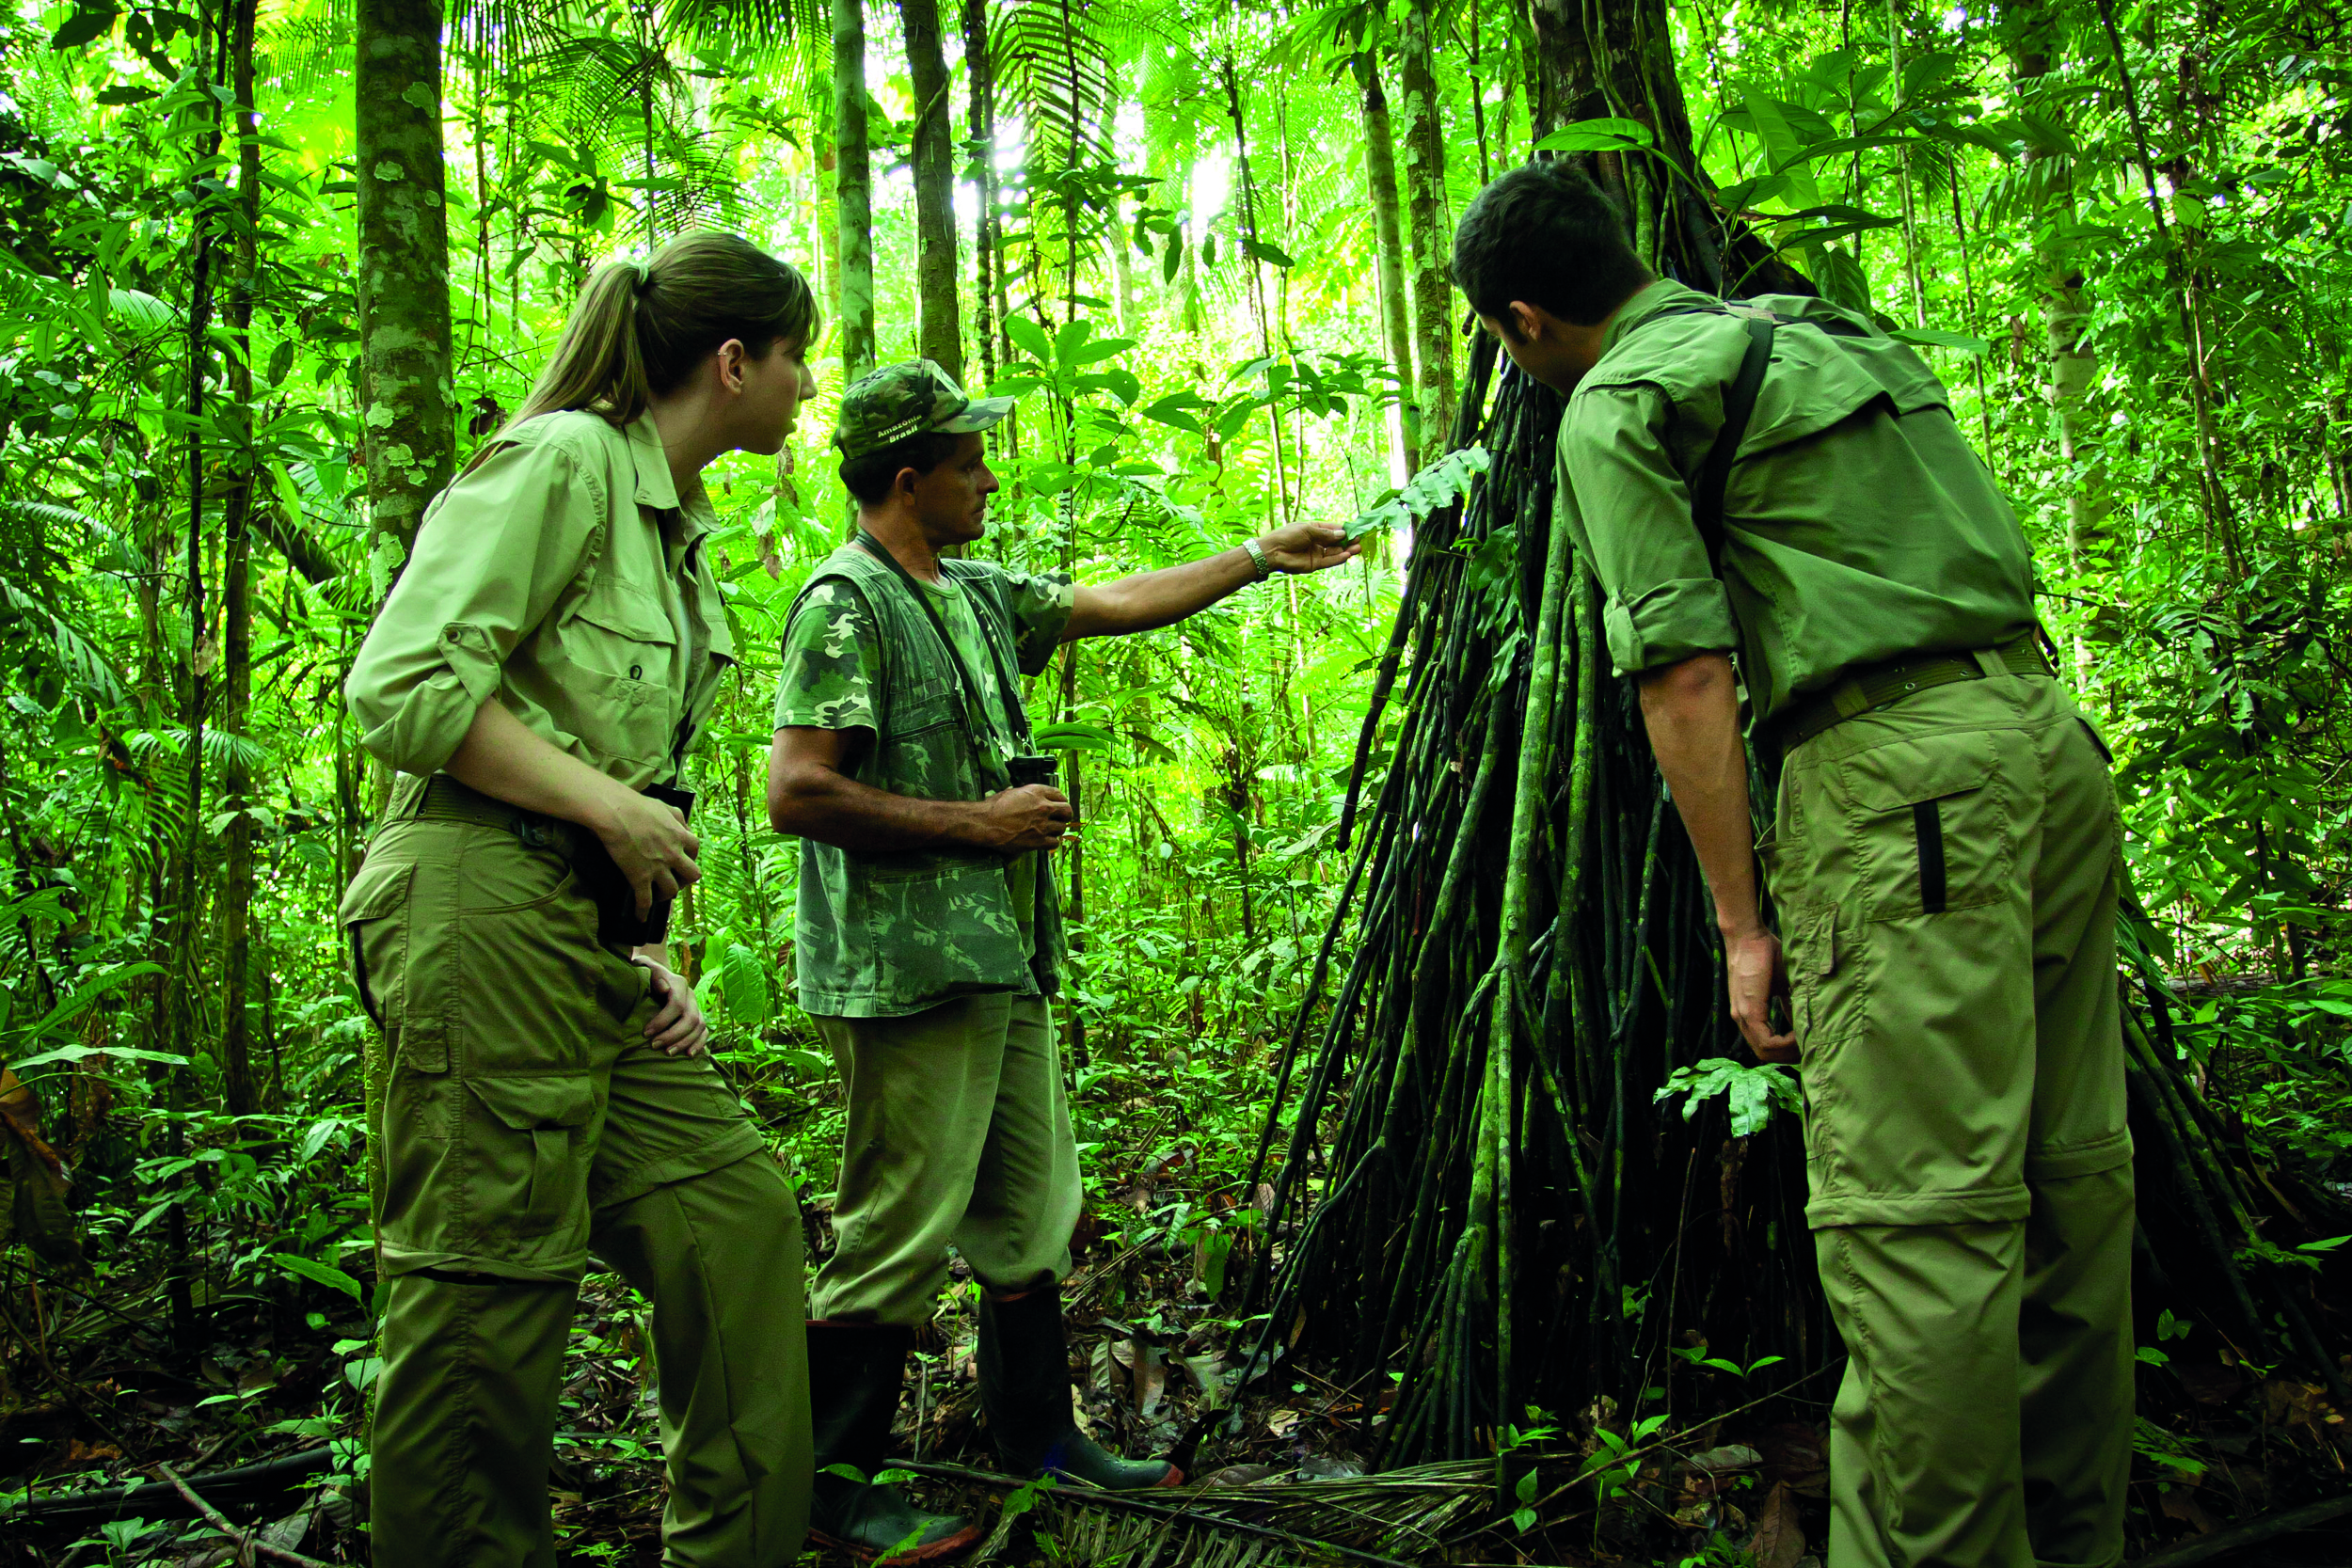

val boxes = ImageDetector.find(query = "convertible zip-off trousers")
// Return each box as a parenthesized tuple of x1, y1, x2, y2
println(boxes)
(807, 993, 1084, 1326)
(1764, 668, 2136, 1568)
(341, 805, 812, 1568)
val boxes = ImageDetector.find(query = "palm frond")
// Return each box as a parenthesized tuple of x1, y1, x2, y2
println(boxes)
(447, 0, 580, 73)
(992, 0, 1120, 176)
(261, 0, 355, 101)
(910, 1455, 1493, 1567)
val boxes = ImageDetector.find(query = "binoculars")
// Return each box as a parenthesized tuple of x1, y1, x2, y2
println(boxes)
(1006, 754, 1058, 789)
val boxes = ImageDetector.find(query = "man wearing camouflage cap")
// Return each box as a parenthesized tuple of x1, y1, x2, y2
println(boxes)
(768, 359, 1357, 1560)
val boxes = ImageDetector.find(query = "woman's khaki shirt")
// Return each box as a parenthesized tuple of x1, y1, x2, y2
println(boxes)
(346, 410, 737, 790)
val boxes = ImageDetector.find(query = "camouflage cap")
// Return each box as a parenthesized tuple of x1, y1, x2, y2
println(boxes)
(832, 359, 1015, 459)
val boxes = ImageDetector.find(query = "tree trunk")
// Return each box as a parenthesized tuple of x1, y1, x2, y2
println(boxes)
(1106, 198, 1136, 337)
(833, 0, 877, 382)
(1395, 0, 1455, 464)
(354, 0, 455, 586)
(900, 0, 961, 381)
(963, 0, 999, 386)
(219, 0, 262, 1121)
(164, 5, 230, 1355)
(1526, 0, 1808, 298)
(2010, 3, 2107, 638)
(1359, 61, 1421, 481)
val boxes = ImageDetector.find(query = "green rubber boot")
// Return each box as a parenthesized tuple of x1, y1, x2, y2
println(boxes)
(808, 1322, 983, 1563)
(977, 1286, 1185, 1490)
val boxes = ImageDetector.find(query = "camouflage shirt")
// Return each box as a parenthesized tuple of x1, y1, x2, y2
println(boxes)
(772, 544, 1074, 1017)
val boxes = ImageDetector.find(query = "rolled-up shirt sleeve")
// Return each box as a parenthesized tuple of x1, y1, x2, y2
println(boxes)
(345, 438, 599, 775)
(1000, 568, 1076, 675)
(1560, 383, 1738, 675)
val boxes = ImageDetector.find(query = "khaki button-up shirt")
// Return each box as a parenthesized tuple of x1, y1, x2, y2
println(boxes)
(1555, 279, 2036, 727)
(346, 409, 737, 789)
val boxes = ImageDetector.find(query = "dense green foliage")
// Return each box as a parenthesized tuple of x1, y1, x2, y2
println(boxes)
(2, 0, 2349, 1554)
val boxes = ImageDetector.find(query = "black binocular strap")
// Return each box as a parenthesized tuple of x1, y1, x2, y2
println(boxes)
(852, 532, 1036, 753)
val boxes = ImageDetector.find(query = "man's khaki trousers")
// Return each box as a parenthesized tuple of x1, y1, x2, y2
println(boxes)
(808, 993, 1083, 1325)
(343, 813, 812, 1567)
(1765, 670, 2136, 1568)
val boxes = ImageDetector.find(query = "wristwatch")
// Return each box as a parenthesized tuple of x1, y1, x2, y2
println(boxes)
(1242, 536, 1275, 580)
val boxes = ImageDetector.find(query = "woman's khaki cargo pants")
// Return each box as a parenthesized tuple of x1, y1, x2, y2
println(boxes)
(342, 810, 811, 1568)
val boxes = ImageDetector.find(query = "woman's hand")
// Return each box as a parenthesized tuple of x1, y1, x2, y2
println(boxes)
(446, 703, 700, 919)
(631, 954, 710, 1056)
(596, 785, 702, 918)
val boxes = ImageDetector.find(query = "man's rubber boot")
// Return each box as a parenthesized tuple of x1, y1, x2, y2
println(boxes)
(808, 1321, 983, 1564)
(977, 1286, 1185, 1489)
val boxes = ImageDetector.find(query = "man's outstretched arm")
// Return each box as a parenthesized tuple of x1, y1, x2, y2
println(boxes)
(1635, 652, 1798, 1063)
(1062, 521, 1359, 641)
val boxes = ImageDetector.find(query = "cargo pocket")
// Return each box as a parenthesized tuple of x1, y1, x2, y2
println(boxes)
(341, 856, 459, 1072)
(1781, 904, 1837, 1046)
(1836, 729, 2005, 919)
(338, 860, 411, 1032)
(466, 1075, 597, 1236)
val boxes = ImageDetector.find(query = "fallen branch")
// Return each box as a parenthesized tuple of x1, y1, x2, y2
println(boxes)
(2127, 1493, 2352, 1568)
(3, 1449, 335, 1528)
(896, 1458, 1423, 1568)
(151, 1464, 332, 1568)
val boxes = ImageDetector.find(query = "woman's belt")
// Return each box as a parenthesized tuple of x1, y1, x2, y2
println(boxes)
(413, 774, 691, 948)
(1767, 630, 2053, 760)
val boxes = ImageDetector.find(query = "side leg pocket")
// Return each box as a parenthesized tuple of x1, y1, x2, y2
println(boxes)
(340, 862, 415, 1039)
(339, 858, 462, 1073)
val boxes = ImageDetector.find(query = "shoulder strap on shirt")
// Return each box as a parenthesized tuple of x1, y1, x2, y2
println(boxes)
(1692, 312, 1777, 575)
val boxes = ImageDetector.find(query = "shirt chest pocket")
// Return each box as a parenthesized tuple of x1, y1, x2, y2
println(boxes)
(884, 672, 959, 742)
(565, 580, 679, 764)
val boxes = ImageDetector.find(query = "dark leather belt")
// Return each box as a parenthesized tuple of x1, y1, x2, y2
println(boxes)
(1768, 630, 2053, 759)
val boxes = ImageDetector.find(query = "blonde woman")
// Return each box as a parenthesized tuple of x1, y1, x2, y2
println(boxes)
(343, 232, 818, 1567)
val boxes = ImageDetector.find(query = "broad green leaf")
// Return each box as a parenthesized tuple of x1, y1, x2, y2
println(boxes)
(1740, 89, 1821, 206)
(1074, 368, 1140, 404)
(1065, 337, 1134, 368)
(1051, 318, 1095, 366)
(269, 1251, 364, 1303)
(1653, 1057, 1800, 1137)
(1534, 117, 1656, 153)
(50, 4, 118, 49)
(109, 289, 177, 334)
(1812, 245, 1874, 315)
(1005, 315, 1052, 365)
(1033, 721, 1115, 752)
(1712, 173, 1790, 213)
(10, 1043, 188, 1070)
(1138, 397, 1202, 434)
(1890, 326, 1991, 356)
(719, 942, 771, 1031)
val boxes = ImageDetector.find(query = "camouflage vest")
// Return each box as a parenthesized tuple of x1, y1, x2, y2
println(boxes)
(787, 543, 1063, 1018)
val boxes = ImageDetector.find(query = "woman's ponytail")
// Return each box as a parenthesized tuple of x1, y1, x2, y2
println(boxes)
(501, 231, 818, 436)
(512, 259, 657, 428)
